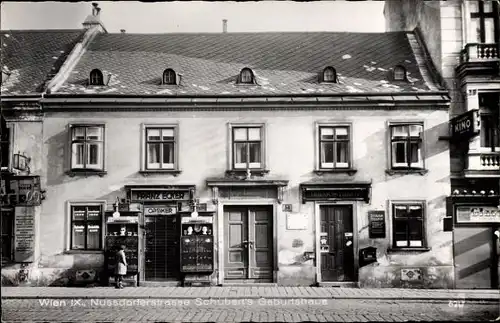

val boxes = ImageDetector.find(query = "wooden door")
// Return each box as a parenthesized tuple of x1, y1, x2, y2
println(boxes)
(454, 227, 498, 289)
(320, 205, 355, 282)
(224, 206, 273, 282)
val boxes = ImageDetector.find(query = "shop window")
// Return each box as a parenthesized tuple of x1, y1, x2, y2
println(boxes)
(318, 125, 351, 169)
(1, 210, 13, 266)
(89, 69, 104, 86)
(392, 202, 426, 249)
(70, 204, 103, 250)
(70, 124, 105, 172)
(469, 0, 499, 43)
(389, 123, 424, 170)
(144, 126, 178, 170)
(231, 125, 265, 170)
(162, 69, 176, 85)
(1, 116, 10, 169)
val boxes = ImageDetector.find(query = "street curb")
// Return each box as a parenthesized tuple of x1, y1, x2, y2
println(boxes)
(2, 295, 499, 302)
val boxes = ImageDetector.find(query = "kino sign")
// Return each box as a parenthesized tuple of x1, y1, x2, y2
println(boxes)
(450, 109, 479, 140)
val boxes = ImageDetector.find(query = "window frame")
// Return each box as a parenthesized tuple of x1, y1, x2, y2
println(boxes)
(67, 201, 105, 252)
(141, 123, 180, 173)
(468, 0, 499, 43)
(69, 123, 106, 173)
(162, 69, 177, 85)
(322, 66, 337, 83)
(388, 121, 426, 171)
(89, 69, 104, 86)
(393, 65, 407, 81)
(228, 123, 266, 171)
(478, 92, 500, 151)
(316, 122, 353, 171)
(389, 200, 428, 251)
(238, 68, 255, 85)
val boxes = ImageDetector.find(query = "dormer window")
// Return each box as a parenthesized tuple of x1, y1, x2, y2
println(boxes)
(89, 69, 104, 86)
(322, 66, 337, 83)
(162, 69, 177, 85)
(393, 65, 407, 81)
(238, 68, 254, 84)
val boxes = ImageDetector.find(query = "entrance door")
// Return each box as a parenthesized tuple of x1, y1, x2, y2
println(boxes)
(224, 206, 273, 282)
(144, 214, 179, 280)
(320, 205, 355, 282)
(454, 227, 498, 289)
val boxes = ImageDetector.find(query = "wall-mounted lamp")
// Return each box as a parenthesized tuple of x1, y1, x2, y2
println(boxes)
(12, 151, 30, 174)
(112, 197, 120, 218)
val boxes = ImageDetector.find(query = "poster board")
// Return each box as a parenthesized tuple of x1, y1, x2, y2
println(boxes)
(14, 206, 35, 262)
(368, 211, 385, 239)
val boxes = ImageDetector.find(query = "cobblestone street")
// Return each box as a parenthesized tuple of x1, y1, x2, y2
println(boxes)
(2, 298, 498, 322)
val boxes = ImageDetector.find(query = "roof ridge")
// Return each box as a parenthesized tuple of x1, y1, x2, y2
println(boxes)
(101, 31, 406, 36)
(0, 29, 84, 33)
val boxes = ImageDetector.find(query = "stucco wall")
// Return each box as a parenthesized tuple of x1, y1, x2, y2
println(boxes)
(34, 108, 452, 287)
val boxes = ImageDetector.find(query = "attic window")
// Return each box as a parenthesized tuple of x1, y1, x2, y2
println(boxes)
(162, 69, 177, 85)
(393, 65, 407, 81)
(89, 69, 104, 86)
(322, 66, 337, 83)
(238, 68, 255, 84)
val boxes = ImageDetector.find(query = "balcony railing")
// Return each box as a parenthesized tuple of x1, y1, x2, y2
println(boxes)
(468, 152, 500, 171)
(461, 43, 500, 63)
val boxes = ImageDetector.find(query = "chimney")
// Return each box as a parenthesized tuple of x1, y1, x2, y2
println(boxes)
(222, 19, 227, 33)
(82, 2, 107, 32)
(120, 29, 126, 34)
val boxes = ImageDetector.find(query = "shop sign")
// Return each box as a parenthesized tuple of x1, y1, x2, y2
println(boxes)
(456, 206, 500, 223)
(302, 186, 370, 203)
(450, 109, 479, 140)
(130, 190, 189, 202)
(144, 205, 177, 215)
(14, 206, 35, 262)
(368, 211, 386, 239)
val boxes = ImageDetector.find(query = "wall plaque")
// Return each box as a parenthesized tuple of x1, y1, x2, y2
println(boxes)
(14, 206, 35, 262)
(286, 213, 307, 230)
(368, 211, 386, 239)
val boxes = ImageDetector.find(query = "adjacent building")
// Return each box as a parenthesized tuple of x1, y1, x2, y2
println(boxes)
(385, 0, 500, 289)
(2, 3, 456, 288)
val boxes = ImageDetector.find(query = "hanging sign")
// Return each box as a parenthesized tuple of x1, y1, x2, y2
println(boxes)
(14, 206, 35, 262)
(450, 109, 479, 140)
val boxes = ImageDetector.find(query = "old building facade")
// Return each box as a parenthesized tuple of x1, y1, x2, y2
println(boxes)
(385, 0, 500, 289)
(2, 3, 456, 288)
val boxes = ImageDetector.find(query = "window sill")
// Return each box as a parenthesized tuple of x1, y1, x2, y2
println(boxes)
(385, 169, 428, 176)
(387, 247, 430, 253)
(64, 250, 104, 255)
(314, 169, 357, 176)
(225, 169, 270, 177)
(67, 170, 107, 177)
(139, 169, 182, 177)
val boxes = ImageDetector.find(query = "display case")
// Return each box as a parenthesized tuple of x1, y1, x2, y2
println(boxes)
(179, 214, 214, 286)
(104, 211, 140, 286)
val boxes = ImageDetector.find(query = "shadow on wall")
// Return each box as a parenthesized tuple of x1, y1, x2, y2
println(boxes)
(45, 129, 70, 186)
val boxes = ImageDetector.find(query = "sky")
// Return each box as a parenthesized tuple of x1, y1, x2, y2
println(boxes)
(0, 1, 386, 33)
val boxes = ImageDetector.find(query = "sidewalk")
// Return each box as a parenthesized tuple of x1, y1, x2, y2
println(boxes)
(2, 286, 499, 301)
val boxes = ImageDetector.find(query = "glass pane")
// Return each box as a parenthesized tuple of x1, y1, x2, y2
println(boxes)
(71, 143, 85, 168)
(87, 224, 101, 249)
(409, 125, 422, 137)
(72, 206, 86, 220)
(162, 129, 175, 141)
(469, 1, 479, 12)
(392, 142, 407, 164)
(394, 205, 408, 218)
(147, 129, 161, 141)
(72, 224, 85, 249)
(320, 127, 334, 140)
(162, 143, 174, 166)
(408, 205, 423, 218)
(321, 142, 334, 164)
(87, 206, 101, 220)
(241, 70, 252, 83)
(233, 128, 247, 141)
(483, 1, 493, 12)
(234, 143, 247, 165)
(248, 128, 261, 141)
(335, 127, 348, 140)
(249, 143, 261, 163)
(409, 142, 421, 164)
(72, 127, 85, 140)
(324, 68, 335, 81)
(391, 125, 408, 137)
(147, 143, 160, 168)
(86, 143, 103, 168)
(409, 219, 423, 240)
(485, 18, 495, 43)
(86, 127, 102, 141)
(336, 142, 348, 164)
(469, 18, 481, 43)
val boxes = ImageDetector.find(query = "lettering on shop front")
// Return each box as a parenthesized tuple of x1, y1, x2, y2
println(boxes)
(131, 191, 187, 201)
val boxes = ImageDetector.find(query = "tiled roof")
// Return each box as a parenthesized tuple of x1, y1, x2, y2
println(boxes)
(0, 30, 85, 96)
(56, 31, 443, 96)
